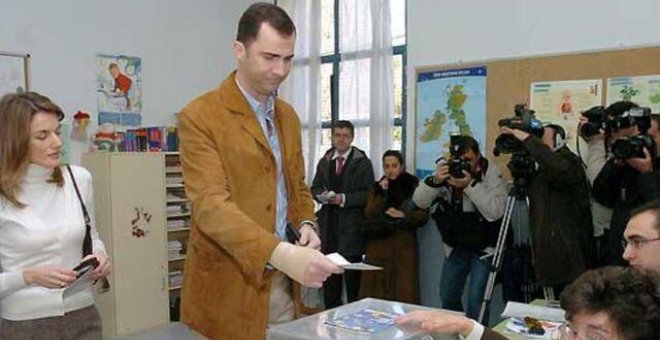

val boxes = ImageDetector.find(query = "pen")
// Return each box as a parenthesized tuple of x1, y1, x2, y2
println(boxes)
(286, 223, 301, 243)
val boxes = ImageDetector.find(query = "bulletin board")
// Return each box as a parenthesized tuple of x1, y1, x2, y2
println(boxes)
(413, 45, 660, 175)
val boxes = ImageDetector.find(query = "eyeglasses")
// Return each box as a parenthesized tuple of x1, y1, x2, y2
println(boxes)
(621, 237, 660, 250)
(553, 324, 610, 340)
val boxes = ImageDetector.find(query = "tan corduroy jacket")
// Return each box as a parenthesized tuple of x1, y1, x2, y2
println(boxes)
(178, 72, 315, 340)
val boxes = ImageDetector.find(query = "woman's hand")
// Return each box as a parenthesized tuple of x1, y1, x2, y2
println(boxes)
(385, 207, 405, 219)
(23, 266, 77, 289)
(396, 310, 474, 336)
(81, 252, 111, 281)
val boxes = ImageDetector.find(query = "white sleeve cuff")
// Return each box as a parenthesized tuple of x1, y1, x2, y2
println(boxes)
(1, 271, 27, 297)
(339, 194, 346, 208)
(460, 320, 484, 340)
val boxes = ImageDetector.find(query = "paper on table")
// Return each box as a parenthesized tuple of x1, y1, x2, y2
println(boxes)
(326, 252, 383, 271)
(501, 301, 566, 323)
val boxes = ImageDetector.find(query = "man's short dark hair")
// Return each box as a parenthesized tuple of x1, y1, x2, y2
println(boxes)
(605, 100, 639, 117)
(630, 199, 660, 233)
(331, 120, 354, 136)
(560, 266, 660, 339)
(236, 2, 296, 47)
(454, 135, 480, 155)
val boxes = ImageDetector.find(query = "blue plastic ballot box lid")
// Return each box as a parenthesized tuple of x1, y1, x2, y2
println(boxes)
(267, 298, 459, 340)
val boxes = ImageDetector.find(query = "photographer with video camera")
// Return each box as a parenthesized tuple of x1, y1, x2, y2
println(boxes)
(578, 105, 614, 266)
(500, 108, 593, 296)
(413, 135, 507, 322)
(591, 101, 660, 266)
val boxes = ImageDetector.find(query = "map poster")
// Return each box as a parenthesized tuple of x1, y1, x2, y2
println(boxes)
(607, 75, 660, 112)
(415, 66, 487, 178)
(530, 79, 602, 154)
(96, 54, 142, 126)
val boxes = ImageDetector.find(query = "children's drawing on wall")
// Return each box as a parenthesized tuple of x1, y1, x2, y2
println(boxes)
(96, 54, 142, 126)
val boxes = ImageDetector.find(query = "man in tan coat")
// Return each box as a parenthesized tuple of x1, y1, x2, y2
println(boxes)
(178, 3, 342, 339)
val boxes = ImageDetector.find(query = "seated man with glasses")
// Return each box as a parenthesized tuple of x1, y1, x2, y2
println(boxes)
(622, 200, 660, 273)
(558, 266, 660, 340)
(397, 266, 660, 339)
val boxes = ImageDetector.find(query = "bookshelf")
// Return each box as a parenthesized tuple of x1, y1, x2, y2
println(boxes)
(82, 152, 191, 336)
(163, 153, 189, 322)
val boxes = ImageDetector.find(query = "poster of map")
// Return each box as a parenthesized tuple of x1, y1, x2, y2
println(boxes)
(96, 54, 142, 126)
(530, 79, 602, 153)
(0, 53, 28, 96)
(607, 75, 660, 112)
(415, 66, 487, 178)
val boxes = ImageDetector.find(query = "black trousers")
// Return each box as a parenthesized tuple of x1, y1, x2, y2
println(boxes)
(324, 255, 362, 309)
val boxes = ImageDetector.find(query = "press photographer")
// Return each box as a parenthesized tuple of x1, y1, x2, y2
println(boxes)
(412, 135, 507, 322)
(499, 107, 593, 296)
(592, 101, 660, 266)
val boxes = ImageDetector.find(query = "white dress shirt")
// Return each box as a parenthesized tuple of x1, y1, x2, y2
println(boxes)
(0, 164, 106, 321)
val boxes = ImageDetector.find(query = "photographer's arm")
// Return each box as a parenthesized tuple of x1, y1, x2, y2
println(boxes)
(463, 164, 507, 221)
(522, 136, 581, 188)
(592, 159, 624, 208)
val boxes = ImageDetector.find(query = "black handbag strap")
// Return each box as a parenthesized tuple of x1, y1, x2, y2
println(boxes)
(66, 165, 93, 257)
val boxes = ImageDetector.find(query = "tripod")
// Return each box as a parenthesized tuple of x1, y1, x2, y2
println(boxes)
(477, 177, 532, 324)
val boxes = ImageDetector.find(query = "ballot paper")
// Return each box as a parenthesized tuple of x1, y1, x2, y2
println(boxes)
(326, 252, 383, 271)
(501, 301, 566, 323)
(63, 266, 94, 299)
(316, 190, 336, 204)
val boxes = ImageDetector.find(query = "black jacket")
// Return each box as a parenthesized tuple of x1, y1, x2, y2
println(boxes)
(524, 137, 593, 286)
(311, 146, 375, 257)
(592, 157, 660, 265)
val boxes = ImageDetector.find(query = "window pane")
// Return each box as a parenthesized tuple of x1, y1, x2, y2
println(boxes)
(339, 0, 371, 53)
(392, 54, 403, 119)
(321, 63, 333, 122)
(318, 128, 333, 161)
(353, 127, 370, 156)
(391, 0, 406, 46)
(321, 0, 335, 56)
(339, 58, 370, 121)
(392, 126, 402, 151)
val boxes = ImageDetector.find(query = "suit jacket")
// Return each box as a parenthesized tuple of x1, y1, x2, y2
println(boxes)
(178, 72, 315, 340)
(311, 146, 374, 257)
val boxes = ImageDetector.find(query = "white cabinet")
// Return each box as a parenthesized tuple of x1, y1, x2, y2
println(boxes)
(82, 152, 170, 337)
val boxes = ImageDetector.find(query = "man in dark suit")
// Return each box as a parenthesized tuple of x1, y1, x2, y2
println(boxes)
(311, 120, 375, 308)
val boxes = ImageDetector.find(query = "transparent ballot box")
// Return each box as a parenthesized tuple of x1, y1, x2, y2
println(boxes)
(267, 298, 459, 340)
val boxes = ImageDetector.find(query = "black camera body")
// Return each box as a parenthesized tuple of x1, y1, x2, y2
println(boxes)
(610, 107, 654, 160)
(493, 104, 544, 156)
(611, 134, 656, 160)
(448, 133, 471, 178)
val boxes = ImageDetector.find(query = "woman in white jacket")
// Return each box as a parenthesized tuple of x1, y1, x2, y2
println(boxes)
(0, 92, 110, 339)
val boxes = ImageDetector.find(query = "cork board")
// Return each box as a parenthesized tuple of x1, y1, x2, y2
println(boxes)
(413, 45, 660, 175)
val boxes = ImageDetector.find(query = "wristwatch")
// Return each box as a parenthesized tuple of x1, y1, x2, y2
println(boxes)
(299, 220, 320, 235)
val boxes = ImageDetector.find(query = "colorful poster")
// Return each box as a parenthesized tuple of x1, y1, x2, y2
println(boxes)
(96, 54, 142, 126)
(530, 79, 602, 153)
(415, 66, 487, 178)
(607, 75, 660, 112)
(0, 53, 28, 96)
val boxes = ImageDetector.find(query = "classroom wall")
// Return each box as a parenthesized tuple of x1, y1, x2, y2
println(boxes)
(407, 0, 660, 308)
(0, 0, 257, 164)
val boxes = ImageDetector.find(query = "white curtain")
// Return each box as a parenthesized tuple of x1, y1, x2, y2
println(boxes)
(338, 0, 394, 175)
(278, 0, 322, 184)
(279, 0, 394, 180)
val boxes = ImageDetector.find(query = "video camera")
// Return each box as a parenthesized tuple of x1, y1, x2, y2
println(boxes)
(579, 105, 641, 138)
(447, 133, 471, 178)
(610, 107, 656, 160)
(493, 104, 544, 156)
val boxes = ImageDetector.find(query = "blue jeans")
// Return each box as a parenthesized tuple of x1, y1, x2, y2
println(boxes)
(439, 247, 490, 322)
